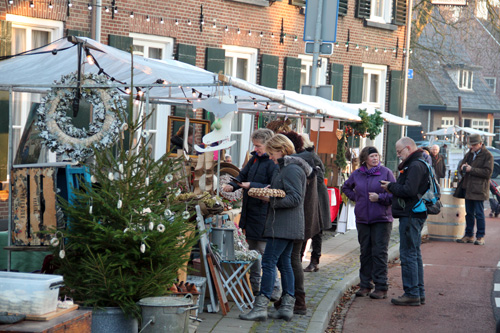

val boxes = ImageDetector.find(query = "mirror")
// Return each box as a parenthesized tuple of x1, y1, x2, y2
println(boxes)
(167, 116, 211, 158)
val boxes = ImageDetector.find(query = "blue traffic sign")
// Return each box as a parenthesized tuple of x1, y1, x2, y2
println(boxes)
(408, 69, 414, 79)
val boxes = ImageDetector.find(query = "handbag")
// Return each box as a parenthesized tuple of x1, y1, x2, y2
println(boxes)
(454, 179, 465, 198)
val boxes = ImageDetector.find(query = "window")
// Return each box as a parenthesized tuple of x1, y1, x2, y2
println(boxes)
(471, 119, 490, 132)
(458, 69, 473, 90)
(441, 117, 455, 128)
(223, 46, 258, 168)
(299, 55, 327, 88)
(485, 77, 496, 94)
(130, 34, 174, 160)
(362, 64, 387, 109)
(7, 15, 63, 162)
(370, 0, 393, 24)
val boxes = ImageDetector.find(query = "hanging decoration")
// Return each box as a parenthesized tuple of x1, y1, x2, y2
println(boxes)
(344, 109, 384, 140)
(36, 72, 127, 161)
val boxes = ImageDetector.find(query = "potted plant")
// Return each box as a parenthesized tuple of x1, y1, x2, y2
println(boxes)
(48, 94, 199, 330)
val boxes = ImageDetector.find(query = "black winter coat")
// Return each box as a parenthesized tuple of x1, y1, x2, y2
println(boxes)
(228, 152, 277, 241)
(387, 150, 430, 219)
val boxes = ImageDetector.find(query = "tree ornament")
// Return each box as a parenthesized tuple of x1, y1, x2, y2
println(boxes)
(164, 209, 173, 217)
(165, 174, 173, 182)
(89, 205, 93, 214)
(108, 172, 114, 181)
(148, 222, 154, 231)
(145, 177, 149, 186)
(59, 249, 66, 259)
(119, 164, 124, 173)
(50, 237, 60, 247)
(35, 72, 127, 161)
(91, 175, 97, 183)
(140, 243, 146, 253)
(117, 199, 122, 209)
(157, 223, 165, 233)
(182, 211, 190, 220)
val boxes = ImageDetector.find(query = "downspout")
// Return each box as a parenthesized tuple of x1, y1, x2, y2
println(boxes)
(94, 0, 102, 42)
(427, 108, 431, 133)
(401, 0, 413, 137)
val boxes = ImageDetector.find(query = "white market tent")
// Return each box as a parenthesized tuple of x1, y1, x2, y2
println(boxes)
(426, 125, 495, 137)
(0, 37, 421, 126)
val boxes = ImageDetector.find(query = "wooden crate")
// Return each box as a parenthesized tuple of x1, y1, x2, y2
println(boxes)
(0, 309, 91, 333)
(11, 167, 61, 246)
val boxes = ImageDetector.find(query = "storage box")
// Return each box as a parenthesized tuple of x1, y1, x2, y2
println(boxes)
(0, 271, 63, 315)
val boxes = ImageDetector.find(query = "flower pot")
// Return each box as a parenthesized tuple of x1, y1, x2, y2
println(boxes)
(89, 307, 138, 333)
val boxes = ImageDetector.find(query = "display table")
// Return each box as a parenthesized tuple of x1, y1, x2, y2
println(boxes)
(0, 310, 91, 332)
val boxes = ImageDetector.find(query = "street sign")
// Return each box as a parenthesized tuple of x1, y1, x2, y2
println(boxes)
(304, 0, 339, 43)
(408, 69, 414, 79)
(305, 42, 333, 55)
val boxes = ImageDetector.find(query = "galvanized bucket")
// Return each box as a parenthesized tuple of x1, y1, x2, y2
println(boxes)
(211, 227, 235, 260)
(138, 294, 197, 333)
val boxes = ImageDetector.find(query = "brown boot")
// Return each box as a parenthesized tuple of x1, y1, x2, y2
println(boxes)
(369, 290, 387, 299)
(293, 291, 307, 315)
(303, 257, 319, 272)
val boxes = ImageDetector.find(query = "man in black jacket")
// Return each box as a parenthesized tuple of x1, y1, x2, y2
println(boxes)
(381, 137, 429, 306)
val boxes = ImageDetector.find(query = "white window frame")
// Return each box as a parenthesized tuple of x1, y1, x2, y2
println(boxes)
(471, 118, 490, 132)
(7, 15, 63, 163)
(367, 0, 393, 24)
(298, 54, 327, 87)
(441, 117, 455, 128)
(129, 33, 174, 160)
(458, 69, 473, 90)
(484, 77, 497, 94)
(222, 45, 258, 168)
(361, 63, 387, 154)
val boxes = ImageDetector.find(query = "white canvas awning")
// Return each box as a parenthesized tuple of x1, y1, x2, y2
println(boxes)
(0, 37, 421, 126)
(426, 125, 495, 137)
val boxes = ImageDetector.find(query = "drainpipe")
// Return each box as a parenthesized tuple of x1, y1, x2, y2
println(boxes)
(401, 0, 413, 137)
(94, 0, 102, 42)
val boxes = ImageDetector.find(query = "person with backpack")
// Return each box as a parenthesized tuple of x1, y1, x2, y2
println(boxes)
(380, 137, 430, 306)
(455, 134, 493, 246)
(342, 146, 396, 300)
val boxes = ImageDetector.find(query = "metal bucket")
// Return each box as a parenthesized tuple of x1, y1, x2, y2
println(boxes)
(138, 294, 197, 333)
(211, 227, 235, 260)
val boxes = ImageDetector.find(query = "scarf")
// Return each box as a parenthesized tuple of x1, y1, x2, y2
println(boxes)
(360, 163, 381, 176)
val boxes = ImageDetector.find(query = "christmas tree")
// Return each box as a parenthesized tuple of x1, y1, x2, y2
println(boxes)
(49, 91, 199, 319)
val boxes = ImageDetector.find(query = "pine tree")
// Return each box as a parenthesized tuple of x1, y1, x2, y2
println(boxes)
(51, 96, 199, 319)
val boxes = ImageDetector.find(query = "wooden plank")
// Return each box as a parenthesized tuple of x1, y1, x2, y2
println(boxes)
(25, 305, 79, 321)
(0, 310, 91, 333)
(206, 252, 230, 315)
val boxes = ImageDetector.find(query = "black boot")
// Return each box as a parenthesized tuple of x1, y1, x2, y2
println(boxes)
(303, 257, 319, 272)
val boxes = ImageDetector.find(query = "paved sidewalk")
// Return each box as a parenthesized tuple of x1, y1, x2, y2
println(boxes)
(195, 220, 402, 333)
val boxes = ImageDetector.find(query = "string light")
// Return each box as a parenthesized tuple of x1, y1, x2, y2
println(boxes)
(8, 0, 13, 4)
(30, 0, 34, 7)
(114, 6, 118, 13)
(187, 19, 192, 25)
(345, 42, 349, 47)
(271, 32, 275, 38)
(212, 19, 216, 28)
(375, 47, 378, 52)
(67, 0, 72, 7)
(294, 35, 298, 42)
(335, 42, 339, 47)
(88, 3, 92, 10)
(136, 87, 144, 97)
(260, 31, 263, 38)
(160, 17, 164, 24)
(105, 6, 109, 12)
(192, 88, 197, 97)
(393, 48, 397, 53)
(355, 44, 359, 49)
(365, 46, 369, 51)
(175, 19, 179, 25)
(237, 28, 241, 34)
(130, 12, 134, 18)
(125, 87, 131, 94)
(48, 1, 53, 8)
(85, 48, 94, 65)
(146, 15, 150, 22)
(225, 26, 228, 32)
(248, 30, 251, 36)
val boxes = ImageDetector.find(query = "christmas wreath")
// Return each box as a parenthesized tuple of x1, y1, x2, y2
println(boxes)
(36, 72, 127, 161)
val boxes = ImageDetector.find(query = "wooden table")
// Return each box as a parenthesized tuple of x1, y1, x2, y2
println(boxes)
(0, 310, 91, 333)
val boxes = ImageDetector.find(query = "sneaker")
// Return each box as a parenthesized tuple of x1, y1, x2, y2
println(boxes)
(391, 295, 420, 306)
(369, 290, 387, 299)
(355, 287, 372, 297)
(474, 237, 485, 245)
(456, 236, 474, 243)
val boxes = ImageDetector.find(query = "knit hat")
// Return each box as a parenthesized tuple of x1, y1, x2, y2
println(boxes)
(468, 134, 482, 145)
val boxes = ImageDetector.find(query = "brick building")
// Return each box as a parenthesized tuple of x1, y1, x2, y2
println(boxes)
(0, 0, 411, 220)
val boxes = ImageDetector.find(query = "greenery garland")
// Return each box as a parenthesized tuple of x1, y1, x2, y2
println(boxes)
(36, 72, 127, 161)
(345, 108, 384, 140)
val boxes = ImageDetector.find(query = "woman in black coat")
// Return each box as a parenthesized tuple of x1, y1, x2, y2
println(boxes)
(222, 128, 277, 295)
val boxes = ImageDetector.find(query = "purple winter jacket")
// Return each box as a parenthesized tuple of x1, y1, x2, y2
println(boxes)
(341, 164, 396, 224)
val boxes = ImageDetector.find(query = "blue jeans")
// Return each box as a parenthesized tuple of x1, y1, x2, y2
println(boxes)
(260, 238, 294, 298)
(465, 199, 485, 238)
(399, 217, 425, 298)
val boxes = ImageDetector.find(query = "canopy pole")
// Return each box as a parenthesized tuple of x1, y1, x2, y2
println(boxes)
(7, 87, 13, 271)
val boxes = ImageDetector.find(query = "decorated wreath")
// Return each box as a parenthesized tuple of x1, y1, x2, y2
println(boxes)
(36, 72, 127, 161)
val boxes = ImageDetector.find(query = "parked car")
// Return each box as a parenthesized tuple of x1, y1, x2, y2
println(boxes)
(486, 146, 500, 179)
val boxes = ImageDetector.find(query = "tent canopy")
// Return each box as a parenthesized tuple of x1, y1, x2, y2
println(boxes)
(0, 37, 420, 125)
(426, 125, 495, 137)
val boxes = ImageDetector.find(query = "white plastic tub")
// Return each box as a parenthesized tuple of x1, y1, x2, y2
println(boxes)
(0, 271, 64, 315)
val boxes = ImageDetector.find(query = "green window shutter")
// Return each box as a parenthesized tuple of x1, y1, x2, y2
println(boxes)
(260, 54, 279, 89)
(348, 66, 364, 103)
(176, 43, 197, 66)
(388, 70, 404, 116)
(205, 47, 225, 74)
(0, 20, 12, 57)
(338, 0, 349, 16)
(0, 21, 12, 180)
(329, 63, 344, 101)
(355, 0, 371, 19)
(108, 34, 133, 52)
(283, 57, 301, 93)
(392, 0, 407, 26)
(385, 70, 404, 171)
(66, 29, 91, 38)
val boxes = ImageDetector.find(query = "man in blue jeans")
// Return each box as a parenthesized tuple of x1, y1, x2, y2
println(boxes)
(455, 134, 493, 246)
(381, 137, 429, 306)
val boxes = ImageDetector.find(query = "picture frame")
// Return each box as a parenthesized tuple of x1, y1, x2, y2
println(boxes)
(167, 116, 211, 158)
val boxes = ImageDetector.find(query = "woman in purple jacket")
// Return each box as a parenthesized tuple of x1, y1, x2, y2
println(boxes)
(341, 146, 396, 300)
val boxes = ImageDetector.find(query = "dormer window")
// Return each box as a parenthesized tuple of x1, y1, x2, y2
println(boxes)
(459, 69, 473, 90)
